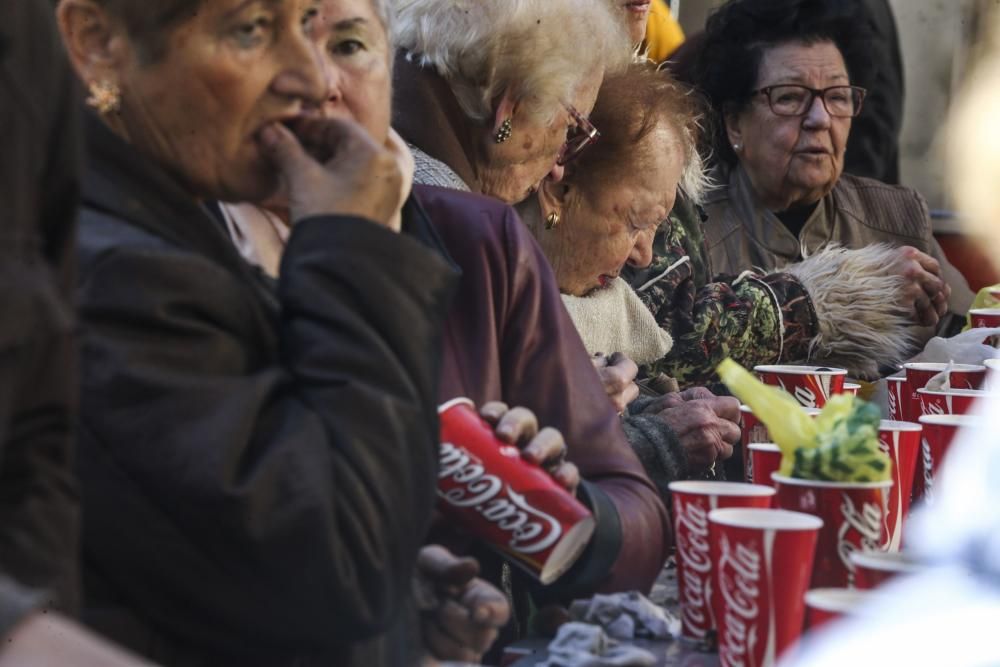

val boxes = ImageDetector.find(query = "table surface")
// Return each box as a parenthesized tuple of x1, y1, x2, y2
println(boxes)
(509, 558, 722, 666)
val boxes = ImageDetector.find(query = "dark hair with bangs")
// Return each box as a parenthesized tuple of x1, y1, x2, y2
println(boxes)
(567, 62, 705, 197)
(692, 0, 872, 166)
(95, 0, 202, 62)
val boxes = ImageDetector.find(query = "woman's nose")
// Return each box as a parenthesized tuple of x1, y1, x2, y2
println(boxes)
(272, 34, 328, 106)
(627, 229, 655, 268)
(548, 163, 566, 183)
(802, 94, 833, 129)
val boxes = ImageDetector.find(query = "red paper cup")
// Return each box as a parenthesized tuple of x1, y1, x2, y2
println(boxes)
(970, 308, 1000, 346)
(877, 420, 921, 551)
(748, 443, 782, 489)
(709, 508, 822, 666)
(437, 398, 594, 584)
(773, 475, 892, 588)
(916, 387, 992, 416)
(741, 406, 819, 483)
(849, 551, 923, 590)
(804, 588, 869, 630)
(915, 414, 981, 504)
(843, 383, 861, 396)
(904, 363, 986, 428)
(754, 365, 848, 408)
(669, 481, 776, 644)
(885, 375, 909, 422)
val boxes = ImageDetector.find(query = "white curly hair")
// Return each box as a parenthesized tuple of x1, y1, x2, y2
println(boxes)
(390, 0, 632, 125)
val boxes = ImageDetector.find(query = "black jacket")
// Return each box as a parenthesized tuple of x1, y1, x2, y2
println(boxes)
(76, 116, 459, 665)
(0, 0, 81, 637)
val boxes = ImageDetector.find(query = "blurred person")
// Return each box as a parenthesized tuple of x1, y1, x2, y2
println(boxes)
(54, 0, 474, 663)
(691, 0, 974, 361)
(220, 1, 672, 655)
(642, 0, 685, 62)
(783, 28, 1000, 658)
(391, 0, 631, 205)
(0, 1, 153, 665)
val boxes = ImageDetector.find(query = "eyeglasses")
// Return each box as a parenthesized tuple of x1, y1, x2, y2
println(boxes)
(751, 84, 867, 118)
(556, 105, 600, 166)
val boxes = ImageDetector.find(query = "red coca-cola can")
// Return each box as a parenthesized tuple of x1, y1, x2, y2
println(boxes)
(849, 551, 923, 590)
(773, 475, 892, 588)
(916, 387, 992, 416)
(668, 481, 775, 646)
(885, 375, 908, 421)
(914, 414, 981, 504)
(877, 420, 921, 551)
(437, 398, 595, 584)
(754, 365, 848, 408)
(903, 363, 986, 429)
(748, 443, 782, 488)
(709, 508, 822, 667)
(969, 308, 1000, 346)
(803, 588, 869, 630)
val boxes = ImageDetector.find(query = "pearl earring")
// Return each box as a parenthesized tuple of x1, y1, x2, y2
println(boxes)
(86, 80, 121, 115)
(494, 118, 513, 144)
(732, 142, 742, 152)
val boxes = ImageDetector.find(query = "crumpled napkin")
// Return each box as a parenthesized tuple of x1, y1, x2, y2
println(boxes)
(906, 327, 1000, 368)
(567, 591, 679, 640)
(538, 622, 657, 667)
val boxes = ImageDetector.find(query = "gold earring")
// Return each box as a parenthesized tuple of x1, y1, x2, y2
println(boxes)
(86, 80, 121, 115)
(494, 118, 513, 144)
(545, 211, 560, 230)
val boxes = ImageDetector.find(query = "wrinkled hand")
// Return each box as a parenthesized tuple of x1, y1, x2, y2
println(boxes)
(415, 546, 510, 663)
(259, 117, 403, 230)
(480, 402, 580, 495)
(639, 386, 716, 414)
(655, 395, 740, 471)
(592, 352, 640, 414)
(890, 246, 950, 327)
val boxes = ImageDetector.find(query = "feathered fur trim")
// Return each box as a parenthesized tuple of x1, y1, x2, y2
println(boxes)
(784, 244, 919, 377)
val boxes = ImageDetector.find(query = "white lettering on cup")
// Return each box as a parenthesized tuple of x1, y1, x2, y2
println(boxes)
(677, 500, 712, 637)
(837, 493, 884, 585)
(718, 534, 762, 667)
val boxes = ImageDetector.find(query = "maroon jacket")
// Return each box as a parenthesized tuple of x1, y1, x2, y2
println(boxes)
(416, 185, 671, 597)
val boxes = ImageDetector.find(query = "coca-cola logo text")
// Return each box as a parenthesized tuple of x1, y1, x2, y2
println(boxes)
(837, 493, 884, 584)
(718, 534, 762, 667)
(921, 438, 935, 500)
(438, 442, 562, 554)
(776, 378, 819, 408)
(676, 499, 712, 637)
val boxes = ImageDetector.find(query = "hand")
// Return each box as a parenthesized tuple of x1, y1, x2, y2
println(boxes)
(654, 396, 740, 472)
(592, 352, 640, 414)
(890, 246, 951, 327)
(639, 386, 716, 414)
(480, 402, 580, 495)
(259, 117, 404, 230)
(415, 545, 510, 663)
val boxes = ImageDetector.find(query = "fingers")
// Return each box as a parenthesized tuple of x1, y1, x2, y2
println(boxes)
(619, 382, 640, 412)
(705, 396, 742, 425)
(904, 247, 941, 277)
(417, 545, 480, 590)
(460, 579, 511, 627)
(494, 407, 539, 445)
(521, 427, 565, 466)
(680, 386, 715, 401)
(591, 353, 609, 370)
(479, 401, 509, 426)
(259, 122, 313, 175)
(550, 461, 580, 495)
(422, 608, 482, 664)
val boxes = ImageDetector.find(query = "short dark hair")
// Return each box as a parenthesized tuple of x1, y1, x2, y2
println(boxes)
(692, 0, 871, 166)
(95, 0, 202, 62)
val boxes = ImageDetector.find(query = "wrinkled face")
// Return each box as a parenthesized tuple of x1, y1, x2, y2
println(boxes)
(481, 72, 602, 205)
(728, 41, 852, 211)
(313, 0, 392, 142)
(538, 125, 684, 297)
(112, 0, 330, 202)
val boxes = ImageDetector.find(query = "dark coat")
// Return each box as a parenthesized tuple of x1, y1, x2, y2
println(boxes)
(0, 0, 81, 637)
(75, 116, 459, 666)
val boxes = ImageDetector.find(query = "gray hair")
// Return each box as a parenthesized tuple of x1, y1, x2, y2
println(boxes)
(390, 0, 631, 125)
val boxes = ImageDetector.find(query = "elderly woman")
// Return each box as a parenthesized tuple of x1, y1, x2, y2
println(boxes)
(691, 0, 974, 353)
(391, 0, 630, 204)
(219, 0, 672, 655)
(52, 0, 520, 664)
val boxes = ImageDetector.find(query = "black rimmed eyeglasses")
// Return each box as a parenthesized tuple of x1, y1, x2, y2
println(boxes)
(751, 84, 867, 118)
(556, 105, 600, 166)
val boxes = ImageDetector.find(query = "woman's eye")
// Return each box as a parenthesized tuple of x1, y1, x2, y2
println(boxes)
(234, 16, 272, 46)
(330, 39, 365, 56)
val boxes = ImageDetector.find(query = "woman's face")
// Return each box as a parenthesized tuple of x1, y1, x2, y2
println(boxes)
(112, 0, 328, 202)
(537, 124, 684, 297)
(615, 0, 651, 45)
(727, 40, 852, 211)
(480, 73, 602, 205)
(313, 0, 392, 142)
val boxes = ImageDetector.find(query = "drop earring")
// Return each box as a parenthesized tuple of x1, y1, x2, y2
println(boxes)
(545, 212, 560, 230)
(494, 118, 513, 144)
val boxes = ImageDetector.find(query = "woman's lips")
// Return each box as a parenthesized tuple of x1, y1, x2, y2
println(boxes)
(624, 0, 650, 13)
